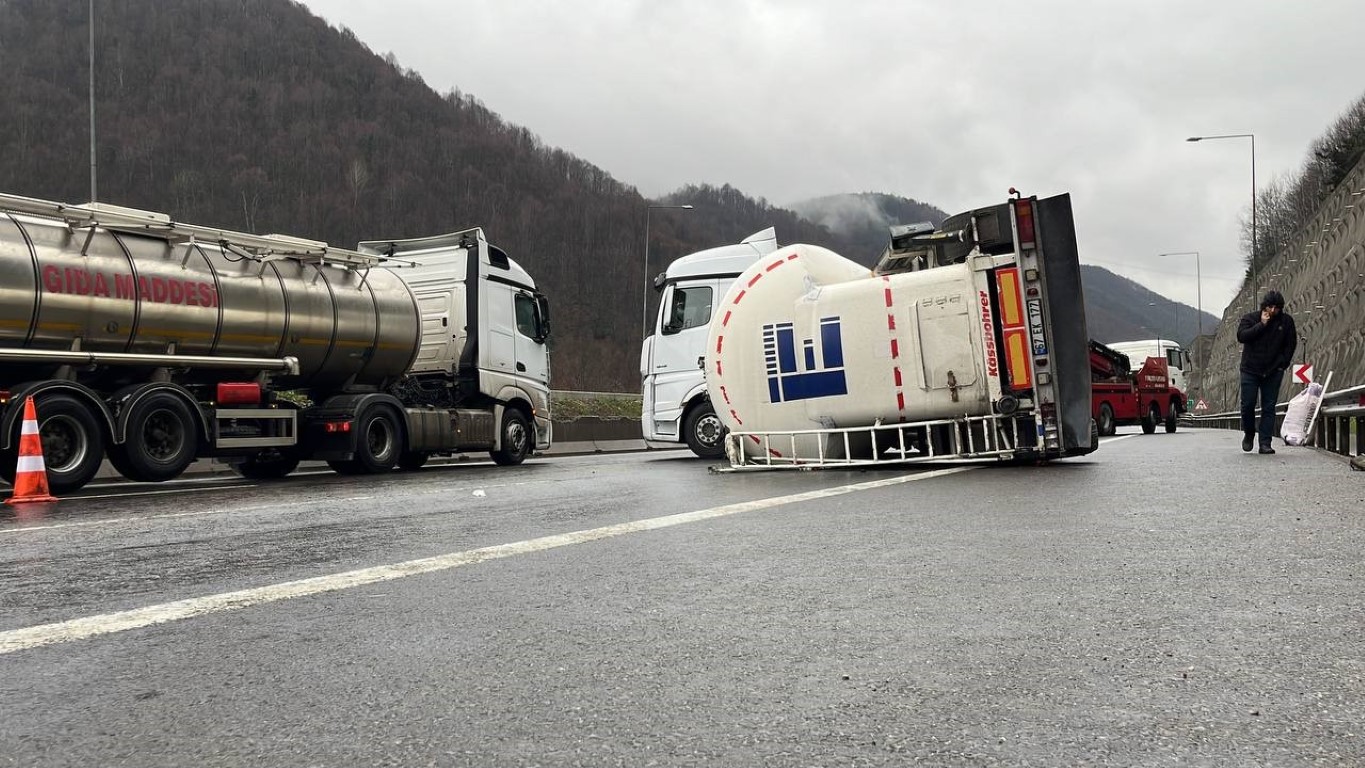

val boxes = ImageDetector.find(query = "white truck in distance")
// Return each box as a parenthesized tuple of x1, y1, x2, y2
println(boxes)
(1104, 338, 1189, 393)
(706, 192, 1097, 468)
(640, 228, 778, 457)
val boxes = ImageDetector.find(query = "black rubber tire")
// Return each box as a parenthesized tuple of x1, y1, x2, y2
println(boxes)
(1097, 402, 1116, 437)
(356, 407, 403, 473)
(327, 408, 402, 475)
(1165, 406, 1178, 433)
(683, 402, 727, 459)
(229, 450, 301, 480)
(0, 394, 105, 494)
(398, 451, 430, 471)
(490, 409, 532, 466)
(1140, 403, 1159, 435)
(110, 392, 198, 483)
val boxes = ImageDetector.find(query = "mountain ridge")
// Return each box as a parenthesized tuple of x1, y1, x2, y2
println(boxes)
(0, 0, 1208, 390)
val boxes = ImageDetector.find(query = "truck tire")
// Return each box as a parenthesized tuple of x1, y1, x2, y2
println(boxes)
(1140, 403, 1158, 435)
(683, 402, 727, 459)
(230, 449, 301, 480)
(1097, 402, 1116, 437)
(490, 409, 531, 466)
(109, 392, 198, 482)
(1165, 407, 1178, 433)
(328, 407, 402, 475)
(0, 394, 105, 494)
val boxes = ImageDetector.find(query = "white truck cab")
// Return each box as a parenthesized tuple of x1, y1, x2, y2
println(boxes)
(1105, 339, 1188, 393)
(640, 228, 778, 457)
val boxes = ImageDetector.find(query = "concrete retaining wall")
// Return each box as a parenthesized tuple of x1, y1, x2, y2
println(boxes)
(1200, 156, 1365, 411)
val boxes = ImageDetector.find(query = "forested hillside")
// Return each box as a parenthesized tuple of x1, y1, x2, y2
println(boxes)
(1, 0, 861, 389)
(0, 0, 1193, 391)
(1081, 266, 1213, 346)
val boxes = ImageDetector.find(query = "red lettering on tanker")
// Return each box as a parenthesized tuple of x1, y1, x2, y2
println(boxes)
(979, 291, 998, 377)
(40, 265, 218, 308)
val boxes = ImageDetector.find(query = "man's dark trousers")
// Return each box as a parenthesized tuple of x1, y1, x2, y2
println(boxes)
(1240, 369, 1284, 446)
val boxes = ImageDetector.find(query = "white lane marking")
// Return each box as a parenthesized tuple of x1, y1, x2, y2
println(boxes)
(0, 480, 539, 535)
(57, 485, 256, 502)
(0, 466, 975, 655)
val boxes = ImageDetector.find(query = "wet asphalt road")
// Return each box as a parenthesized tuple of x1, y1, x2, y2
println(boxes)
(1, 430, 1362, 767)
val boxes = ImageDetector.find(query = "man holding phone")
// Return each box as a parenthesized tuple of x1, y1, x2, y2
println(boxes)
(1236, 290, 1297, 454)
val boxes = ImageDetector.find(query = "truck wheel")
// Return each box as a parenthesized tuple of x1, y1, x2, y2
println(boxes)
(230, 449, 301, 480)
(1097, 403, 1116, 437)
(110, 392, 198, 482)
(328, 408, 403, 475)
(0, 394, 105, 494)
(1140, 403, 1158, 435)
(1165, 407, 1178, 433)
(683, 402, 727, 459)
(490, 409, 531, 466)
(359, 407, 403, 473)
(398, 452, 430, 471)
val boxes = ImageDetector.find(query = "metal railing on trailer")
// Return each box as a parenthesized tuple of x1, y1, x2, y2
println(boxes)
(1184, 382, 1365, 458)
(716, 413, 1031, 471)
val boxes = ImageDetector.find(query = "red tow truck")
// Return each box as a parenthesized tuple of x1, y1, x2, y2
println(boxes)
(1090, 340, 1186, 436)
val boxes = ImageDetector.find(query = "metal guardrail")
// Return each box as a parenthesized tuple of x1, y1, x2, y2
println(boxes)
(1184, 382, 1365, 458)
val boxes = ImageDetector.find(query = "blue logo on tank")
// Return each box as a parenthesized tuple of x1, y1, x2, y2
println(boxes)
(764, 316, 848, 403)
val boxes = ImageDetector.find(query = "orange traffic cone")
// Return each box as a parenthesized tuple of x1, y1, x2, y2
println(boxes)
(5, 397, 59, 505)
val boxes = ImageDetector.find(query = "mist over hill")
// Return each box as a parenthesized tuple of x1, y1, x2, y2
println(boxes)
(787, 193, 949, 266)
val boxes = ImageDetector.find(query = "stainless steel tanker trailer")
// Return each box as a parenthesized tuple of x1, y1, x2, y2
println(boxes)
(0, 192, 552, 494)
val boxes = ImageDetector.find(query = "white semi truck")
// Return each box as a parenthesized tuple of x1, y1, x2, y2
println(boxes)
(1103, 339, 1190, 394)
(640, 228, 778, 457)
(0, 192, 551, 494)
(706, 191, 1097, 468)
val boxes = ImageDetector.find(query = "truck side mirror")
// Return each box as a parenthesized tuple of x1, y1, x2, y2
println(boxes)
(534, 294, 551, 343)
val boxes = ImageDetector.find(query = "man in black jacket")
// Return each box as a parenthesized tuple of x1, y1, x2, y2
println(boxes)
(1236, 290, 1297, 454)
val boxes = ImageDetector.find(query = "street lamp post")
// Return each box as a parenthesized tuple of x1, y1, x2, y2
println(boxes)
(642, 204, 694, 341)
(1156, 251, 1202, 339)
(89, 0, 97, 203)
(1187, 134, 1256, 261)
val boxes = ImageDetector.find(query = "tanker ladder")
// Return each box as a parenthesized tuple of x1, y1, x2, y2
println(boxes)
(715, 413, 1030, 472)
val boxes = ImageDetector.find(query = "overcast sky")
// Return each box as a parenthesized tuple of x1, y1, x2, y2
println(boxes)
(298, 0, 1365, 318)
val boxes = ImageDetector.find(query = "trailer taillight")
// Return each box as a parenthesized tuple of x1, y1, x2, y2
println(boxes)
(324, 421, 352, 433)
(1013, 198, 1036, 248)
(216, 382, 262, 405)
(994, 267, 1032, 389)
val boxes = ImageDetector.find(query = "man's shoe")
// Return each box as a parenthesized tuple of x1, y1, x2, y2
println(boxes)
(1242, 435, 1254, 452)
(1259, 445, 1276, 455)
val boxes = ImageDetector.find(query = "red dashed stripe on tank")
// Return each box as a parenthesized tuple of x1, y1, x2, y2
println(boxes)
(883, 276, 907, 422)
(717, 250, 803, 460)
